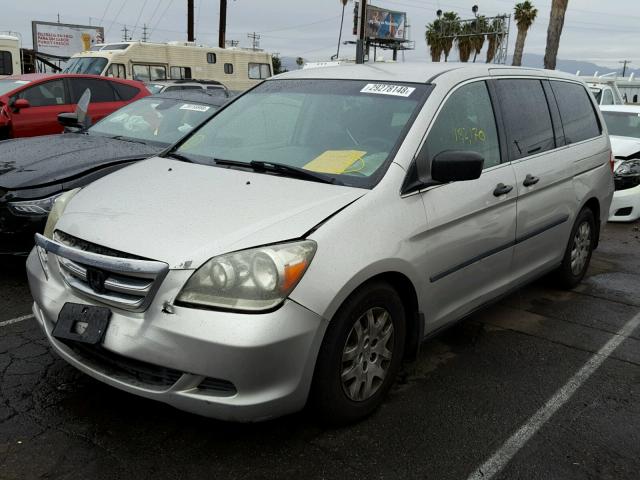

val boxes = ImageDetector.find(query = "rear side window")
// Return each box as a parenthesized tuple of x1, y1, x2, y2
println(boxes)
(112, 82, 140, 101)
(0, 51, 12, 76)
(425, 81, 501, 169)
(496, 79, 555, 160)
(550, 81, 601, 144)
(69, 78, 117, 103)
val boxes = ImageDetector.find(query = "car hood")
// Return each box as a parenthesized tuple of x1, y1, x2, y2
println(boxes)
(610, 135, 640, 159)
(0, 134, 162, 190)
(57, 157, 366, 269)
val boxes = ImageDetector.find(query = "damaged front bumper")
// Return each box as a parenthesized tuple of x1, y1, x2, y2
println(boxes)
(26, 247, 328, 422)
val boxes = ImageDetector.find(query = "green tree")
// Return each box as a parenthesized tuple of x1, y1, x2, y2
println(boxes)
(425, 20, 444, 62)
(471, 15, 488, 62)
(296, 57, 305, 68)
(486, 16, 506, 63)
(457, 22, 474, 62)
(272, 55, 287, 75)
(512, 1, 538, 66)
(544, 0, 569, 69)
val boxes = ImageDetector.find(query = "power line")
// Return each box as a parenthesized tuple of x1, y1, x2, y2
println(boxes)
(131, 0, 150, 39)
(99, 0, 114, 25)
(106, 0, 127, 36)
(149, 0, 177, 38)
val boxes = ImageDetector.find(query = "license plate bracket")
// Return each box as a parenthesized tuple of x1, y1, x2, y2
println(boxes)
(52, 303, 111, 345)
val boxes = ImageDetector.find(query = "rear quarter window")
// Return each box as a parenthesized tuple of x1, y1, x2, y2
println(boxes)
(550, 81, 601, 144)
(112, 82, 140, 101)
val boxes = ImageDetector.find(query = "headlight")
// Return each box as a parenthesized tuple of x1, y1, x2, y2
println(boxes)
(43, 188, 81, 239)
(615, 159, 640, 176)
(176, 240, 317, 311)
(8, 193, 63, 217)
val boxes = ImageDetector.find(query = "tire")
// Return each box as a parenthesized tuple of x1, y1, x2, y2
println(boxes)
(310, 281, 406, 424)
(554, 208, 596, 289)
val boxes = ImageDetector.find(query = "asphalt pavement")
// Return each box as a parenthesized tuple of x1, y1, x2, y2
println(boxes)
(1, 222, 639, 480)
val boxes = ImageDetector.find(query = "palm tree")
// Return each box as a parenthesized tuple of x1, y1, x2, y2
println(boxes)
(512, 1, 538, 66)
(471, 15, 488, 62)
(544, 0, 569, 69)
(441, 11, 460, 62)
(457, 22, 474, 62)
(335, 0, 351, 60)
(425, 20, 443, 61)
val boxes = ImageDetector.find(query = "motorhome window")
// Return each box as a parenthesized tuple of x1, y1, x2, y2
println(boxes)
(63, 57, 108, 75)
(133, 64, 167, 82)
(207, 53, 217, 64)
(0, 51, 12, 76)
(224, 63, 233, 74)
(248, 63, 271, 80)
(170, 66, 192, 79)
(496, 79, 555, 160)
(549, 81, 601, 144)
(106, 63, 126, 79)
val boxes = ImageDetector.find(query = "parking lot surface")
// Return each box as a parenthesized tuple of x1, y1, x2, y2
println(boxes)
(1, 222, 639, 480)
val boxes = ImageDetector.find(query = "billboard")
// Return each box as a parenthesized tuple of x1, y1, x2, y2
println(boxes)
(32, 21, 105, 59)
(354, 3, 407, 41)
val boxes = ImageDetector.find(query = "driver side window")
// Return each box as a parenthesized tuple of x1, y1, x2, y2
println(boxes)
(426, 81, 500, 169)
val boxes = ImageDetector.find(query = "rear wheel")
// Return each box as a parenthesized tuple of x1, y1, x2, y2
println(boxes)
(310, 282, 406, 424)
(554, 208, 596, 288)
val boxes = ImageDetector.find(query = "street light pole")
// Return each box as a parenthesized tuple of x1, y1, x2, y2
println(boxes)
(356, 0, 367, 64)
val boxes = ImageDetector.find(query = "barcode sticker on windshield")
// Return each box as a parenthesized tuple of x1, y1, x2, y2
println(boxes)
(360, 84, 415, 97)
(179, 104, 211, 112)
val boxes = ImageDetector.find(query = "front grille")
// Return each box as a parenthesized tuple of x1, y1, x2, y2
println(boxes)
(614, 175, 640, 191)
(35, 231, 169, 312)
(64, 341, 183, 390)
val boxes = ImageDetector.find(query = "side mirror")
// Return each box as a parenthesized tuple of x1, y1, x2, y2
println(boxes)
(58, 112, 80, 127)
(13, 99, 30, 110)
(430, 150, 484, 183)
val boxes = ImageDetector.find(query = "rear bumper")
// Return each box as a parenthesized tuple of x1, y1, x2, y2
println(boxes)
(608, 184, 640, 222)
(27, 249, 328, 422)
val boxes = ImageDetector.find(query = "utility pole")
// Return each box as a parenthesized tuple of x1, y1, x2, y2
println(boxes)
(121, 25, 131, 42)
(219, 0, 227, 48)
(225, 40, 239, 47)
(141, 24, 149, 42)
(247, 32, 261, 50)
(57, 13, 61, 23)
(619, 60, 632, 77)
(356, 0, 368, 64)
(187, 0, 195, 41)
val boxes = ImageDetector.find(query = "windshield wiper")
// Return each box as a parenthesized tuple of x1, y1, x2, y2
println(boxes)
(167, 152, 195, 163)
(212, 158, 338, 185)
(109, 135, 147, 145)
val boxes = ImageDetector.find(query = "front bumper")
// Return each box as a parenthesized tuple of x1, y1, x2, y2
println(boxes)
(608, 183, 640, 222)
(26, 249, 328, 422)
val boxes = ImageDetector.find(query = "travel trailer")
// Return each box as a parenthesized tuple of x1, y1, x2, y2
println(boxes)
(63, 41, 273, 91)
(0, 35, 21, 77)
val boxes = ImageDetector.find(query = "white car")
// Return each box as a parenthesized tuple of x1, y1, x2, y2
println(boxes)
(600, 105, 640, 222)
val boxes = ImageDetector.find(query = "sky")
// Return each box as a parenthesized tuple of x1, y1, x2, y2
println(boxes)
(1, 0, 638, 71)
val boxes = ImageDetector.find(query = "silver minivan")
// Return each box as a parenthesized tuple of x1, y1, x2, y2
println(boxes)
(27, 63, 614, 423)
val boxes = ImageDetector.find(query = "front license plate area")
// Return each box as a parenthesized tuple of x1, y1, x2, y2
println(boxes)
(52, 303, 111, 345)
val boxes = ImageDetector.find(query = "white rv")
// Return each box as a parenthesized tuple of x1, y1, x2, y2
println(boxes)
(63, 41, 273, 91)
(0, 35, 21, 77)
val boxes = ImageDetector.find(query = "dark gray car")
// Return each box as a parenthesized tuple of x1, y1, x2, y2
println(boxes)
(0, 90, 226, 253)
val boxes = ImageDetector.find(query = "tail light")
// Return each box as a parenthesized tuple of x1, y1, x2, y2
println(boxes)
(609, 151, 615, 173)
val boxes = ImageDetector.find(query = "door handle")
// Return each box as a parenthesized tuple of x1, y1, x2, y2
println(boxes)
(493, 183, 513, 196)
(523, 174, 540, 187)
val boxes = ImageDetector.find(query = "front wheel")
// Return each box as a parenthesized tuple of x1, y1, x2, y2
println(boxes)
(310, 282, 406, 424)
(554, 208, 596, 289)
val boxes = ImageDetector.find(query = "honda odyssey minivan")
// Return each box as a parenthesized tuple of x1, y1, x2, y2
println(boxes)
(27, 63, 614, 423)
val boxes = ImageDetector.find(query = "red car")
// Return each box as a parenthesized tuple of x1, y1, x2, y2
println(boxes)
(0, 74, 149, 139)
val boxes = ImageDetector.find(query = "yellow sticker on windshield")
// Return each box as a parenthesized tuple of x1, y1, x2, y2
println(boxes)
(305, 150, 366, 174)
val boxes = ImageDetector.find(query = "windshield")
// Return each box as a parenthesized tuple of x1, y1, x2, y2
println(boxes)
(89, 96, 219, 146)
(63, 57, 108, 75)
(602, 111, 640, 139)
(147, 84, 165, 94)
(0, 79, 30, 96)
(174, 79, 430, 188)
